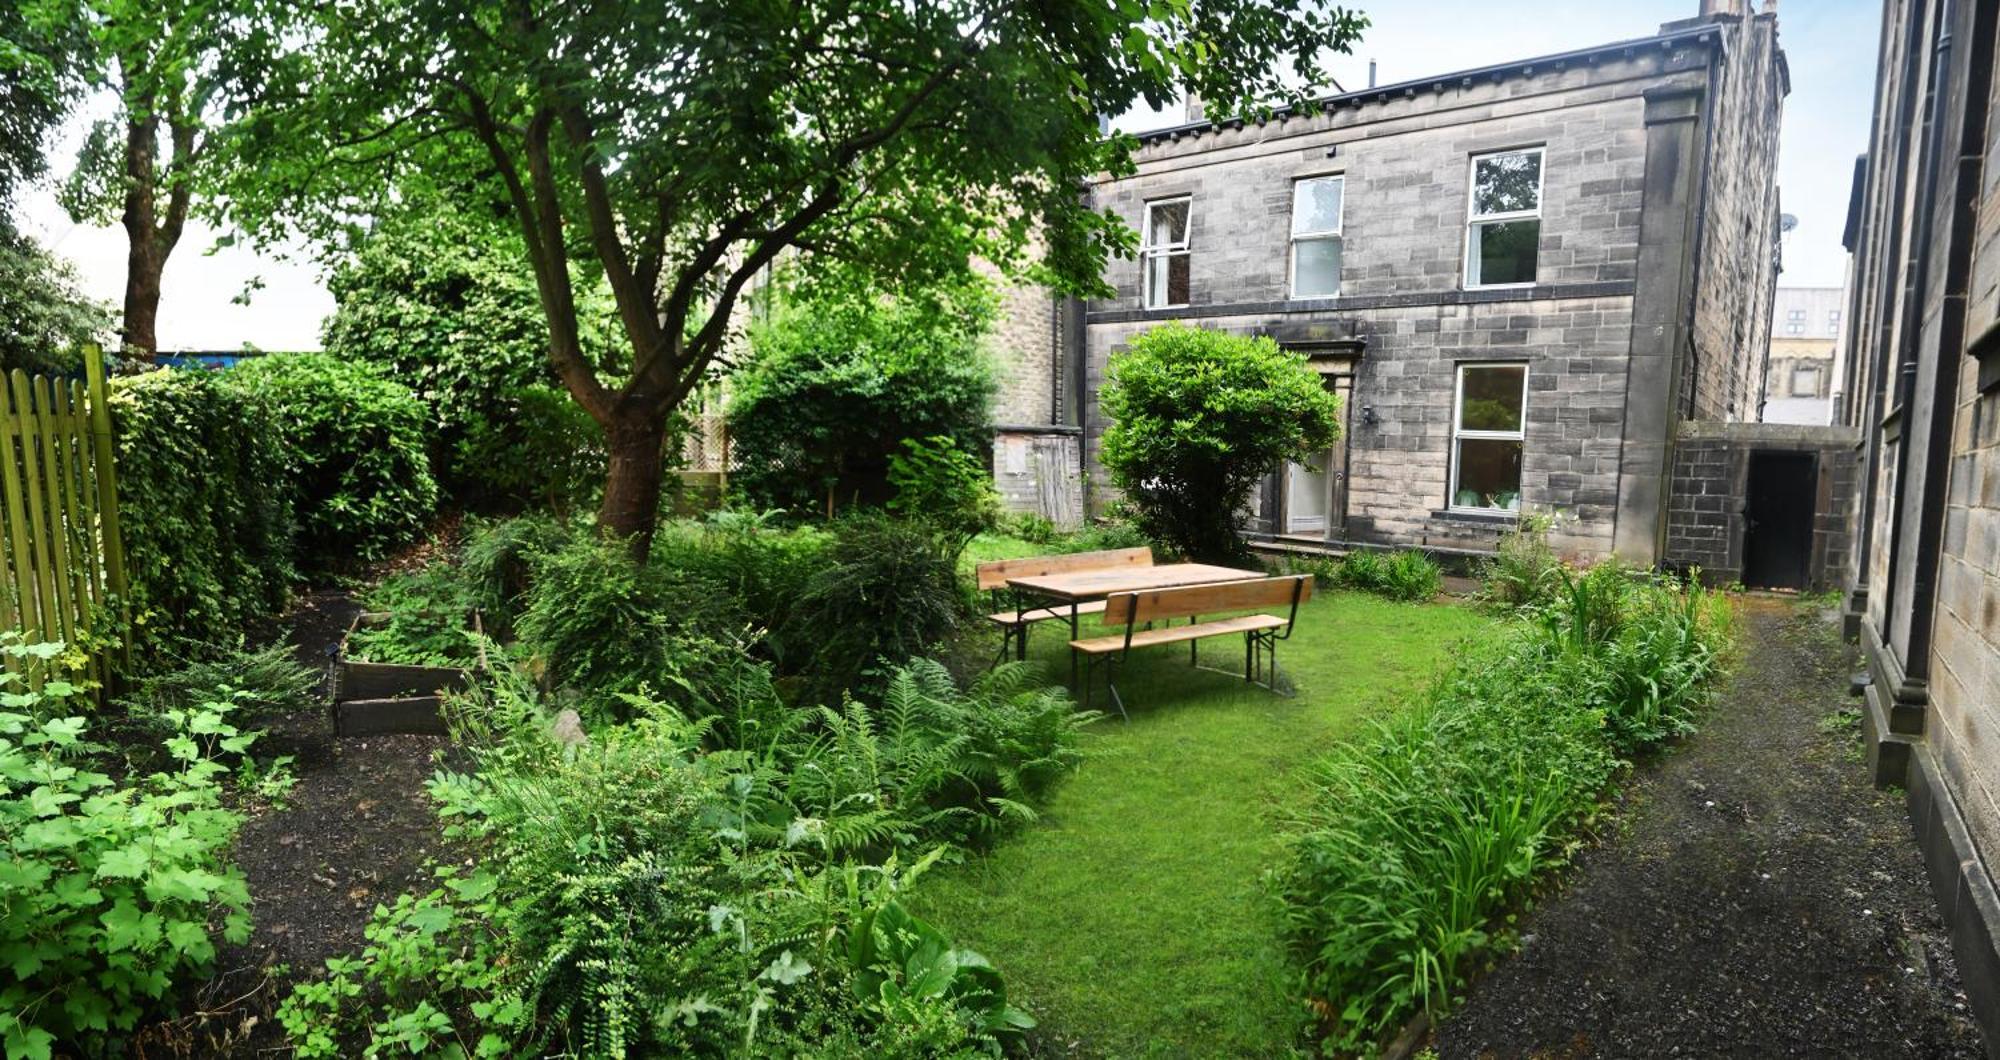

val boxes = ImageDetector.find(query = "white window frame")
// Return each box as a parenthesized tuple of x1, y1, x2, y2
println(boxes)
(1289, 175, 1345, 299)
(1788, 309, 1806, 321)
(1464, 147, 1545, 290)
(1449, 362, 1529, 514)
(1140, 196, 1193, 310)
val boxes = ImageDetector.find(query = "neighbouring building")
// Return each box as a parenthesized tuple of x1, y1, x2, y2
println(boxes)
(998, 0, 1791, 568)
(1761, 285, 1844, 424)
(1838, 0, 2000, 1039)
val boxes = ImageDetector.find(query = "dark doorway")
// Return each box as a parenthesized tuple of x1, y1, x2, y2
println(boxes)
(1743, 450, 1816, 590)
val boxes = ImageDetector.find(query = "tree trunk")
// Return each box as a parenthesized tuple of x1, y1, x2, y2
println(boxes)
(598, 409, 668, 558)
(120, 230, 162, 358)
(119, 110, 162, 358)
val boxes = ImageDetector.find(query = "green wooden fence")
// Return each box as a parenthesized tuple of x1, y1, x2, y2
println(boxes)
(0, 345, 129, 688)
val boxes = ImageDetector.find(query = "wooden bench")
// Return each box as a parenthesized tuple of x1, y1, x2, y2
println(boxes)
(1070, 575, 1311, 719)
(976, 547, 1153, 662)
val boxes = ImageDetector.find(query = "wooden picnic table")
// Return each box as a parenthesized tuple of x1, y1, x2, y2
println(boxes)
(1006, 562, 1265, 687)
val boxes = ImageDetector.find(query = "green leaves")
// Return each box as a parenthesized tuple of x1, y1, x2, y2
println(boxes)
(1101, 323, 1344, 563)
(2, 695, 251, 1054)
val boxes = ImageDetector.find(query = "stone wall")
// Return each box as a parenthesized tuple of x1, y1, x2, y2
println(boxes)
(1678, 10, 1786, 422)
(1838, 0, 2000, 1036)
(1069, 20, 1774, 564)
(989, 272, 1059, 427)
(1663, 421, 1858, 588)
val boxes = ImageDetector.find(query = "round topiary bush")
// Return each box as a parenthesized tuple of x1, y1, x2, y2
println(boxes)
(1099, 323, 1343, 563)
(224, 353, 437, 570)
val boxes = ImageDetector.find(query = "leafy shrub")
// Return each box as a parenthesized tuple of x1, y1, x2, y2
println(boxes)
(347, 563, 482, 667)
(1099, 324, 1341, 563)
(321, 209, 618, 512)
(116, 641, 318, 728)
(887, 435, 1000, 548)
(1002, 512, 1059, 545)
(782, 514, 964, 702)
(111, 369, 296, 665)
(1275, 571, 1730, 1051)
(224, 353, 437, 571)
(1477, 510, 1564, 613)
(647, 511, 833, 652)
(1330, 549, 1443, 602)
(1, 669, 254, 1058)
(729, 287, 995, 516)
(456, 513, 573, 636)
(514, 531, 741, 709)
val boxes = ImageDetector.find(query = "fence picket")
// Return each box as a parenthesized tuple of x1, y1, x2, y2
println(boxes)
(34, 374, 77, 654)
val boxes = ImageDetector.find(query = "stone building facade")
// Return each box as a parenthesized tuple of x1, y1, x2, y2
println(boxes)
(1010, 1, 1788, 564)
(1762, 285, 1845, 425)
(986, 273, 1085, 527)
(1838, 0, 2000, 1037)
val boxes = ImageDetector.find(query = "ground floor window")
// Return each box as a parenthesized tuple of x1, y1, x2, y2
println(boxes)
(1451, 363, 1527, 512)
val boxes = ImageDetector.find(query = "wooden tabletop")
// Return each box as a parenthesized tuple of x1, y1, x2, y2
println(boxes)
(1007, 562, 1265, 601)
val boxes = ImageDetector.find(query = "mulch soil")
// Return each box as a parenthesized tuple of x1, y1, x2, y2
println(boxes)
(128, 588, 454, 1058)
(1435, 596, 1989, 1059)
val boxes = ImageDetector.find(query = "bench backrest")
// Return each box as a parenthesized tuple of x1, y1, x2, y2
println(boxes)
(1100, 575, 1312, 627)
(975, 546, 1153, 592)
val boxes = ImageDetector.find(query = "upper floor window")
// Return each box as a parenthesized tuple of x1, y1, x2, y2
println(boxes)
(1141, 197, 1192, 309)
(1451, 363, 1528, 513)
(1466, 148, 1543, 288)
(1788, 309, 1806, 321)
(1827, 310, 1841, 332)
(1290, 176, 1344, 299)
(1786, 323, 1805, 335)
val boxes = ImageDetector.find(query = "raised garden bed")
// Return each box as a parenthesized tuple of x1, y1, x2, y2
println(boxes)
(332, 611, 486, 736)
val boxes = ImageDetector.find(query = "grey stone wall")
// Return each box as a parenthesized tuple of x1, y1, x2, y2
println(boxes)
(1836, 0, 2000, 1034)
(988, 270, 1059, 427)
(1663, 421, 1858, 588)
(1071, 27, 1758, 564)
(1680, 11, 1786, 422)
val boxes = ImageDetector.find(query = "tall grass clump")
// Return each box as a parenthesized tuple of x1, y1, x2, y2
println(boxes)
(1476, 510, 1565, 612)
(1275, 564, 1730, 1051)
(1327, 549, 1443, 602)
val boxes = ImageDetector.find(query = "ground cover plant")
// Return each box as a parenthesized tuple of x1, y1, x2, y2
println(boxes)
(276, 649, 1087, 1057)
(1275, 563, 1731, 1052)
(346, 564, 483, 668)
(916, 543, 1493, 1056)
(1319, 548, 1444, 602)
(0, 646, 261, 1059)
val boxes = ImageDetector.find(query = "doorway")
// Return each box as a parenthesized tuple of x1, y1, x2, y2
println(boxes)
(1742, 450, 1816, 590)
(1281, 374, 1352, 539)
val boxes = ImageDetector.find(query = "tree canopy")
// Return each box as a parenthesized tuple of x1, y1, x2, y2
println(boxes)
(220, 0, 1365, 553)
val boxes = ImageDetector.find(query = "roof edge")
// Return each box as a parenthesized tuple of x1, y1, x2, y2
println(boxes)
(1131, 24, 1723, 147)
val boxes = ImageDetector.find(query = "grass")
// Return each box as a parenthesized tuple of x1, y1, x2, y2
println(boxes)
(919, 545, 1493, 1056)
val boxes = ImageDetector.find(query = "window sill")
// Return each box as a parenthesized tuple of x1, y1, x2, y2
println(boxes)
(1462, 282, 1537, 293)
(1431, 508, 1520, 526)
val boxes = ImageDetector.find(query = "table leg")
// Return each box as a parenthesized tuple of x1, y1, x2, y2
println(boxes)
(1069, 600, 1080, 691)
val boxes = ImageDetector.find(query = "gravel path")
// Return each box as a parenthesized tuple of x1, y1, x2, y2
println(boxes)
(1437, 596, 1988, 1059)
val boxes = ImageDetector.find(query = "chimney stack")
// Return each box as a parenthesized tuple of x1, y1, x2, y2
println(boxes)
(1185, 92, 1204, 122)
(1367, 59, 1377, 88)
(1700, 0, 1745, 14)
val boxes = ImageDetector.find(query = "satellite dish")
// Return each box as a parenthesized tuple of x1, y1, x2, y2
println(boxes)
(1780, 213, 1799, 234)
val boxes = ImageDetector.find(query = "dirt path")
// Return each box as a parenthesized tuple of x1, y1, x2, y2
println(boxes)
(134, 590, 451, 1056)
(1436, 597, 1986, 1058)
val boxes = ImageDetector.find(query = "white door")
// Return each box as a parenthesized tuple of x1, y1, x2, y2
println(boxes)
(1285, 449, 1331, 533)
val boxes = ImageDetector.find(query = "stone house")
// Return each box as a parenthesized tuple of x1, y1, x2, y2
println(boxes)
(994, 1, 1788, 566)
(1761, 284, 1845, 425)
(1837, 0, 2000, 1037)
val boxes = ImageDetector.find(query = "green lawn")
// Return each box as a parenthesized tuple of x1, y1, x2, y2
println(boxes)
(918, 562, 1493, 1057)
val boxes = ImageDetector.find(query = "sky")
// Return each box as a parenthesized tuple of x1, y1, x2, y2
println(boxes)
(11, 0, 1879, 351)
